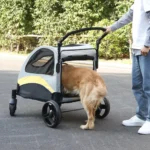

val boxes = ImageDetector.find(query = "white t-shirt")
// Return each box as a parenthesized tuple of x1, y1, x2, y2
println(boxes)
(131, 0, 150, 49)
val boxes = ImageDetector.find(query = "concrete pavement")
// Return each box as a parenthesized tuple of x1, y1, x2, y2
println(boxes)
(0, 52, 132, 73)
(0, 52, 150, 150)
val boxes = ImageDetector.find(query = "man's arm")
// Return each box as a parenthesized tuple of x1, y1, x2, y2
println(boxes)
(144, 11, 150, 47)
(110, 8, 133, 31)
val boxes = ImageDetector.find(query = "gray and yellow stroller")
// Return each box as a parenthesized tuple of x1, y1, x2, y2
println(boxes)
(9, 27, 110, 128)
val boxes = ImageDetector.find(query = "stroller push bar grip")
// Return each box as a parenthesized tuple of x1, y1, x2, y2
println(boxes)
(58, 27, 106, 45)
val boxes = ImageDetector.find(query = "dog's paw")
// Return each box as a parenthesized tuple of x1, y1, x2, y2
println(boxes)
(80, 125, 88, 130)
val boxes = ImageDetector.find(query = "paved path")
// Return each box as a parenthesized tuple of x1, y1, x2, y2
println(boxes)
(0, 52, 150, 150)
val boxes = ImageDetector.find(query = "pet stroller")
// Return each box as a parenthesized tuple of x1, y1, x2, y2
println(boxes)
(9, 27, 110, 128)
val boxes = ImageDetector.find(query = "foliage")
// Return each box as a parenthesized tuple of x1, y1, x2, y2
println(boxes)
(99, 20, 131, 59)
(0, 0, 34, 50)
(98, 0, 134, 59)
(33, 0, 116, 46)
(0, 0, 134, 58)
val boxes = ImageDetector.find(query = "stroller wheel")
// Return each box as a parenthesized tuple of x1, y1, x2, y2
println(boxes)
(95, 97, 110, 119)
(42, 100, 61, 128)
(9, 103, 17, 116)
(9, 98, 17, 116)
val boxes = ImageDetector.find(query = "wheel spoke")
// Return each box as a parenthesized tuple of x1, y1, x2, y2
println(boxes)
(96, 108, 102, 114)
(48, 104, 53, 110)
(43, 113, 50, 119)
(100, 104, 106, 109)
(43, 112, 55, 124)
(48, 117, 54, 125)
(44, 105, 56, 125)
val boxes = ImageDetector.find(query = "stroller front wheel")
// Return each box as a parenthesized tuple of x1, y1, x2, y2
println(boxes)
(42, 100, 61, 128)
(9, 103, 17, 116)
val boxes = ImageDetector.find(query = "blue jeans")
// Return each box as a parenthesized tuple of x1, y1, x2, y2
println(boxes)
(132, 51, 150, 121)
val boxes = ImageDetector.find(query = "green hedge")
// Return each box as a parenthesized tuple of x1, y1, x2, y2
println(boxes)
(0, 0, 133, 59)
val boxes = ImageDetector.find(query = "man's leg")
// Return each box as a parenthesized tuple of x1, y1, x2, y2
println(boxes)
(132, 55, 148, 120)
(122, 54, 146, 126)
(137, 52, 150, 134)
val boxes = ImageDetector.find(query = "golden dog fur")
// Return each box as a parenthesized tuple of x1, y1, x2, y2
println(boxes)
(62, 64, 107, 130)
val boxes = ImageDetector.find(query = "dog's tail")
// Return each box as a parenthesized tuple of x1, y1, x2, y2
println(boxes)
(96, 79, 107, 97)
(79, 80, 107, 103)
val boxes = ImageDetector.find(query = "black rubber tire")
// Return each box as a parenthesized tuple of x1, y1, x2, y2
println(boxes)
(9, 104, 16, 116)
(42, 100, 61, 128)
(95, 97, 110, 119)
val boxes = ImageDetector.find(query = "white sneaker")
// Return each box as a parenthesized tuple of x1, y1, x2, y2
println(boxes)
(138, 121, 150, 134)
(122, 115, 145, 126)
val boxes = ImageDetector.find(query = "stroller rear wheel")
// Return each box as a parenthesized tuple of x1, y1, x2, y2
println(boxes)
(95, 97, 110, 119)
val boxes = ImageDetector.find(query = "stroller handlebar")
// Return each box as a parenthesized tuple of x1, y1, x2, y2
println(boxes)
(58, 27, 107, 46)
(56, 27, 108, 72)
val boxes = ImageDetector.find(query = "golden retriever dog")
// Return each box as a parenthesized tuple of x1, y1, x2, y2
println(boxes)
(62, 63, 107, 130)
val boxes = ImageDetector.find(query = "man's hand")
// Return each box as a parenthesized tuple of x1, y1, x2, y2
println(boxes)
(141, 46, 150, 56)
(105, 27, 112, 33)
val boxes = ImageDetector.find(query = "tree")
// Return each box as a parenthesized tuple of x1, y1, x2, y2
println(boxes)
(0, 0, 34, 49)
(33, 0, 116, 45)
(0, 0, 135, 58)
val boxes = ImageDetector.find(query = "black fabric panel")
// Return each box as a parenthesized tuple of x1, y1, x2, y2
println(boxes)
(28, 49, 53, 64)
(18, 83, 52, 102)
(25, 48, 54, 75)
(26, 59, 54, 75)
(62, 55, 94, 61)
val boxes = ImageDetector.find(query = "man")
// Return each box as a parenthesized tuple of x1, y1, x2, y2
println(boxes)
(106, 0, 150, 134)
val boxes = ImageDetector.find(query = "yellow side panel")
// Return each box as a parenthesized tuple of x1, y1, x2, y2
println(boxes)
(18, 76, 54, 93)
